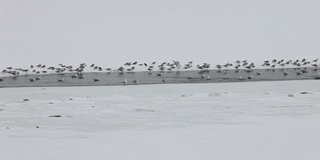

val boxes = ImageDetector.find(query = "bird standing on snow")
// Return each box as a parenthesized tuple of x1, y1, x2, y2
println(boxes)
(122, 79, 127, 85)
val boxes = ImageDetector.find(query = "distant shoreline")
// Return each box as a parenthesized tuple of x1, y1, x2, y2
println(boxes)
(1, 67, 319, 88)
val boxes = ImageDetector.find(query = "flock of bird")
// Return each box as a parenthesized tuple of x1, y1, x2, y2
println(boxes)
(1, 58, 320, 85)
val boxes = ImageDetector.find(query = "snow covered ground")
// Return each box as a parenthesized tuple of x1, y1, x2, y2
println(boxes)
(0, 80, 320, 160)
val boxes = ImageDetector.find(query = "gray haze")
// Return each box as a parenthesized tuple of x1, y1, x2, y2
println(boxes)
(1, 0, 320, 68)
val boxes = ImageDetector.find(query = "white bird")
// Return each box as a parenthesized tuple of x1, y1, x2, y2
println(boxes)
(122, 79, 127, 85)
(312, 58, 319, 62)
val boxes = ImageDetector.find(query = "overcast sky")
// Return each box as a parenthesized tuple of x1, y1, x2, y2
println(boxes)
(1, 0, 320, 68)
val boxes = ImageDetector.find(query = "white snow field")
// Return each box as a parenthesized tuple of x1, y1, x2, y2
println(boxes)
(0, 80, 320, 160)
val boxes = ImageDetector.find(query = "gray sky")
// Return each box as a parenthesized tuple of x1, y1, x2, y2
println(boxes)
(1, 0, 320, 68)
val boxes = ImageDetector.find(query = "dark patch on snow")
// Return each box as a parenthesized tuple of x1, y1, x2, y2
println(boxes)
(48, 115, 63, 118)
(23, 98, 30, 101)
(300, 91, 313, 94)
(133, 109, 155, 112)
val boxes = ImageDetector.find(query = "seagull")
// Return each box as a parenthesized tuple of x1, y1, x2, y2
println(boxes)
(156, 73, 163, 76)
(216, 65, 222, 70)
(118, 66, 125, 72)
(93, 78, 100, 82)
(29, 78, 35, 82)
(71, 74, 78, 78)
(78, 74, 84, 79)
(296, 71, 302, 75)
(122, 79, 127, 85)
(132, 79, 138, 84)
(312, 58, 319, 62)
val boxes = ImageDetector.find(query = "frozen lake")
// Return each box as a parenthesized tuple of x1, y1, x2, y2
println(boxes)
(0, 80, 320, 160)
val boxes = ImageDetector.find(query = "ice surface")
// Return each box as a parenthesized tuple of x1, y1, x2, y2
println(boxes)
(1, 67, 319, 88)
(0, 80, 320, 160)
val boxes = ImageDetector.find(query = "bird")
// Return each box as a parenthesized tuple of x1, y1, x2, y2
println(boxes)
(312, 58, 319, 62)
(78, 74, 84, 79)
(122, 79, 127, 85)
(296, 71, 302, 75)
(71, 74, 78, 78)
(93, 78, 100, 82)
(156, 73, 163, 76)
(117, 66, 125, 72)
(216, 65, 222, 70)
(132, 79, 138, 84)
(29, 78, 35, 82)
